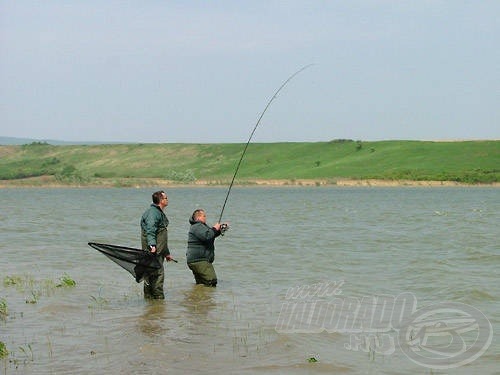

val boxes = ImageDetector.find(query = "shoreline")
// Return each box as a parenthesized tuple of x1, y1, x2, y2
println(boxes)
(0, 176, 498, 188)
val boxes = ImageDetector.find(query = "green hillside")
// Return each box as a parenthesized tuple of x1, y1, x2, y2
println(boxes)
(0, 140, 498, 185)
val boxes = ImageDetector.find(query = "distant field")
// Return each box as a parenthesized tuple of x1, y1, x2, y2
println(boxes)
(0, 140, 498, 186)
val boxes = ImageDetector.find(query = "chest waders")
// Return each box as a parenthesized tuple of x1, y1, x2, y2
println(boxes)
(143, 226, 168, 299)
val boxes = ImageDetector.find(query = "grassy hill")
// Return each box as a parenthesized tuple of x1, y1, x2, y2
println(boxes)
(0, 140, 498, 186)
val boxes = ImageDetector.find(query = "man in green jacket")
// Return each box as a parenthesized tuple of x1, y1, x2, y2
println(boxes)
(140, 190, 174, 299)
(186, 209, 228, 287)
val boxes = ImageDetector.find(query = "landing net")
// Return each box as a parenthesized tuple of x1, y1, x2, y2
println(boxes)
(88, 242, 161, 283)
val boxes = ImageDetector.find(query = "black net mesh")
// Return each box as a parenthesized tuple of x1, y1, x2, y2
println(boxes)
(88, 242, 161, 283)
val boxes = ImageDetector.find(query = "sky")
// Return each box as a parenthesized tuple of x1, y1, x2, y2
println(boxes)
(1, 1, 499, 143)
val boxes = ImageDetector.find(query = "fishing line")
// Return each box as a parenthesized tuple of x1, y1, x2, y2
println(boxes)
(218, 64, 314, 224)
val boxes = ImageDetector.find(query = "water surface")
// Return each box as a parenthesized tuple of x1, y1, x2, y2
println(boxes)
(1, 187, 498, 374)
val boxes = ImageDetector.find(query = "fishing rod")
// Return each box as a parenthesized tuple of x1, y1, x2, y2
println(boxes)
(218, 64, 314, 226)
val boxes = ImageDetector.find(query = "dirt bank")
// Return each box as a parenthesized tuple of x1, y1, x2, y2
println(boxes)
(0, 176, 498, 188)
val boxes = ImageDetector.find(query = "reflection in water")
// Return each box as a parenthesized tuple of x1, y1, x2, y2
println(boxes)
(181, 284, 216, 317)
(137, 285, 217, 342)
(137, 300, 167, 337)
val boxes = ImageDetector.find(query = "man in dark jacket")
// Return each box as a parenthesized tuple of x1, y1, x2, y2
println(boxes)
(140, 190, 174, 299)
(186, 209, 227, 287)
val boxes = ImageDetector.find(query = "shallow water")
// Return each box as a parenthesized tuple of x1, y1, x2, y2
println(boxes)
(0, 187, 498, 374)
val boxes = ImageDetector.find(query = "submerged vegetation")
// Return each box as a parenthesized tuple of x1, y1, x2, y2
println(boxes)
(0, 341, 8, 359)
(0, 140, 498, 185)
(58, 274, 77, 287)
(1, 274, 77, 366)
(3, 274, 76, 304)
(0, 298, 7, 321)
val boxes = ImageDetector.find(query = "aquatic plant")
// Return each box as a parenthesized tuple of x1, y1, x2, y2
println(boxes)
(25, 291, 39, 304)
(90, 295, 107, 305)
(3, 275, 22, 287)
(57, 274, 76, 287)
(4, 274, 77, 303)
(3, 275, 36, 294)
(0, 298, 7, 321)
(47, 336, 53, 359)
(18, 344, 33, 362)
(88, 295, 109, 309)
(307, 356, 318, 363)
(0, 341, 8, 359)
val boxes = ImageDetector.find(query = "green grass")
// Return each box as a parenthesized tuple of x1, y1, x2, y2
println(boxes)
(0, 140, 498, 184)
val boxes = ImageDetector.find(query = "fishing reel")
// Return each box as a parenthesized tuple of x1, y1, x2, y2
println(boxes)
(220, 223, 229, 236)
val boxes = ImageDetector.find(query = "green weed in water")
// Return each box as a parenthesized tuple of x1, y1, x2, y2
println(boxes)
(88, 285, 109, 309)
(89, 295, 109, 309)
(0, 298, 7, 321)
(0, 342, 8, 359)
(25, 291, 39, 304)
(46, 336, 53, 359)
(18, 344, 33, 361)
(57, 274, 76, 287)
(4, 274, 36, 292)
(3, 275, 23, 287)
(307, 357, 318, 363)
(4, 274, 76, 304)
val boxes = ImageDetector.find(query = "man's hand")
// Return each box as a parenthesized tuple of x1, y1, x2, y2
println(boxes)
(166, 254, 178, 263)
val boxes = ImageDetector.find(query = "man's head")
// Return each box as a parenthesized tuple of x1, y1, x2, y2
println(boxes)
(152, 190, 168, 208)
(191, 209, 206, 223)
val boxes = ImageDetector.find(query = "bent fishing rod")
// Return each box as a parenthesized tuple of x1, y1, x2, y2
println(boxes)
(218, 64, 314, 225)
